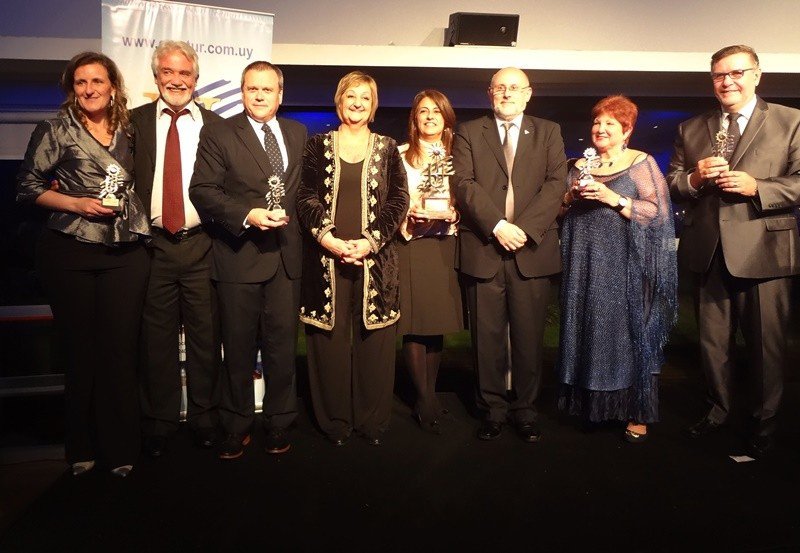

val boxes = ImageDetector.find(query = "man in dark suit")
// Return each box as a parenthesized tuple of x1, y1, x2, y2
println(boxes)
(668, 44, 800, 457)
(190, 61, 307, 459)
(452, 67, 566, 442)
(131, 41, 223, 457)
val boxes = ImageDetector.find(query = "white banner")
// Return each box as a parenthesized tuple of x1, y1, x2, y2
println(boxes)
(101, 0, 273, 116)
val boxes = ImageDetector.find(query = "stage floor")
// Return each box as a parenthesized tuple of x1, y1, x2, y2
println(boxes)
(1, 372, 799, 552)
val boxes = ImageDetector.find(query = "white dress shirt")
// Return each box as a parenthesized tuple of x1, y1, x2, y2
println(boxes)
(151, 98, 204, 230)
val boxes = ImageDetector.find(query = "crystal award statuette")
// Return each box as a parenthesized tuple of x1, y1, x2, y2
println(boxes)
(578, 148, 601, 188)
(417, 144, 454, 220)
(98, 163, 123, 212)
(266, 175, 289, 222)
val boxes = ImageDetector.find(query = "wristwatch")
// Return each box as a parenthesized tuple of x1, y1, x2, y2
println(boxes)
(612, 196, 629, 212)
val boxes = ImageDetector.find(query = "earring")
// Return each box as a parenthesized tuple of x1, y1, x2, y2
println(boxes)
(621, 142, 628, 151)
(109, 95, 115, 107)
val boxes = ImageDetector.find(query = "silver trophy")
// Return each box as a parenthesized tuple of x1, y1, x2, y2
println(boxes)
(266, 175, 289, 222)
(577, 148, 601, 188)
(416, 144, 454, 220)
(98, 163, 123, 212)
(712, 130, 734, 160)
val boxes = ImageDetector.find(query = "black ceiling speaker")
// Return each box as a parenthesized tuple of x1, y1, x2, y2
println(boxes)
(444, 12, 520, 47)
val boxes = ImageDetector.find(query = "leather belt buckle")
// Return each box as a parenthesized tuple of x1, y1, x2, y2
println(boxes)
(155, 226, 202, 242)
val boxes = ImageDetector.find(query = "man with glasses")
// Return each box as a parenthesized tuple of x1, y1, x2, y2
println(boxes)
(452, 67, 566, 442)
(668, 44, 800, 457)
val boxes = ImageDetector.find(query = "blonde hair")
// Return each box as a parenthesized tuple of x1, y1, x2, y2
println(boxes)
(334, 71, 378, 123)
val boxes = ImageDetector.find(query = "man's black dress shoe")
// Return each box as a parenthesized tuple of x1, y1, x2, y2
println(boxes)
(218, 433, 250, 460)
(746, 434, 774, 458)
(193, 427, 217, 449)
(516, 422, 542, 443)
(143, 435, 167, 458)
(684, 418, 724, 439)
(264, 428, 291, 454)
(477, 421, 502, 441)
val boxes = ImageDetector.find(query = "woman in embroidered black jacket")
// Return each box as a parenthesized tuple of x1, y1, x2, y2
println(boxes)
(297, 71, 408, 445)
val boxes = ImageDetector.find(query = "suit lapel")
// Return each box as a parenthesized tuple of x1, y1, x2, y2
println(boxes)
(140, 102, 158, 186)
(705, 111, 719, 157)
(233, 112, 273, 178)
(729, 98, 767, 169)
(514, 117, 535, 178)
(481, 116, 508, 178)
(278, 117, 298, 168)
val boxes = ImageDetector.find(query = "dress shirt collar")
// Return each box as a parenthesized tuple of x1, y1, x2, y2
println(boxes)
(157, 97, 201, 121)
(247, 114, 280, 136)
(720, 94, 757, 125)
(494, 113, 525, 134)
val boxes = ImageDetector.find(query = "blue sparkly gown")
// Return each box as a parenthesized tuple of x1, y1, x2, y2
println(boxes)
(557, 155, 677, 423)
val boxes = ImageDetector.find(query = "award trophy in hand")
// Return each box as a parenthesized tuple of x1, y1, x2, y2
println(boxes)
(98, 163, 123, 212)
(266, 176, 289, 222)
(712, 130, 734, 160)
(578, 148, 601, 188)
(416, 144, 454, 220)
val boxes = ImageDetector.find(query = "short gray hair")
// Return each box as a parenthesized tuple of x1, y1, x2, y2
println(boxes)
(151, 40, 200, 78)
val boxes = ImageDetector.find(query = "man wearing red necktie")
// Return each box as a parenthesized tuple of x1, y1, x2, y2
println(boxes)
(132, 41, 223, 458)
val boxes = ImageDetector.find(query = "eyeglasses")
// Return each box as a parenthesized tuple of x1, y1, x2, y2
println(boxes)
(711, 68, 757, 82)
(489, 85, 531, 96)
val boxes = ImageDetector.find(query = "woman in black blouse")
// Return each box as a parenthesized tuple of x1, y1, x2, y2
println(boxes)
(17, 52, 150, 477)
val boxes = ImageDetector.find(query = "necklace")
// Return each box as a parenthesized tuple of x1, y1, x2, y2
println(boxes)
(598, 152, 624, 167)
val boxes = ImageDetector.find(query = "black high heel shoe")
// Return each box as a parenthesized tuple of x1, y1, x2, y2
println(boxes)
(413, 411, 441, 435)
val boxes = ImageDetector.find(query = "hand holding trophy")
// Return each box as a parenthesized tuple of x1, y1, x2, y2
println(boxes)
(266, 175, 289, 223)
(416, 143, 454, 220)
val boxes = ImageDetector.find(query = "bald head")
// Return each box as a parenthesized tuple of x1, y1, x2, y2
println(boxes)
(488, 67, 532, 121)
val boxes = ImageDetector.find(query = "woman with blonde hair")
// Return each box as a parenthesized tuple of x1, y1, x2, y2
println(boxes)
(298, 71, 408, 446)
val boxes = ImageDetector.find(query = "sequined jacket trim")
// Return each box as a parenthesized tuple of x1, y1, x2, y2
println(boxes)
(297, 131, 409, 331)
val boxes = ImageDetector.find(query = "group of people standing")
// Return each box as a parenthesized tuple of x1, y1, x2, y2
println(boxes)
(15, 41, 799, 477)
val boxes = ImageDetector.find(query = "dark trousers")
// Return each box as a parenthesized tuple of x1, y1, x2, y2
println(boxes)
(139, 230, 219, 437)
(37, 229, 149, 467)
(465, 257, 552, 424)
(215, 264, 300, 435)
(697, 248, 790, 436)
(306, 264, 396, 441)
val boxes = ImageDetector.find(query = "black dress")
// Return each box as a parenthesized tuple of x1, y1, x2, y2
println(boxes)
(397, 145, 464, 336)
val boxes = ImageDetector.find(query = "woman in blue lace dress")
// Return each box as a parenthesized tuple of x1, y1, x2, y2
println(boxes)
(557, 95, 677, 443)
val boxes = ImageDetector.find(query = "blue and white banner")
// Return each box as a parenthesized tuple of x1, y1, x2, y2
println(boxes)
(101, 0, 273, 116)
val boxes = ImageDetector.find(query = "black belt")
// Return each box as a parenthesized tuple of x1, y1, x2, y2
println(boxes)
(152, 226, 204, 242)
